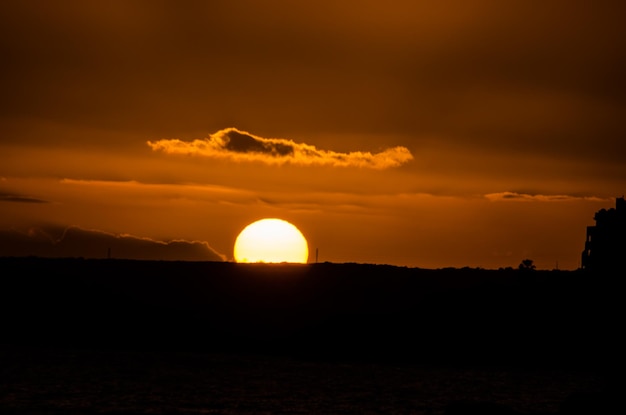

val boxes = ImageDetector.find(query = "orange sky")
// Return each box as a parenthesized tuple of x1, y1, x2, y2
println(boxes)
(1, 1, 625, 270)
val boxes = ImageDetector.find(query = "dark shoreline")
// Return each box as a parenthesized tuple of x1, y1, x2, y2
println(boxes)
(1, 257, 618, 367)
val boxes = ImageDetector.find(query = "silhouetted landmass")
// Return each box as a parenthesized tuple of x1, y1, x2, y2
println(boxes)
(0, 257, 619, 369)
(0, 226, 225, 261)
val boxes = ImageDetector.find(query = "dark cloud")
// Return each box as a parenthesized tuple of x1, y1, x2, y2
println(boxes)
(0, 192, 48, 203)
(484, 192, 608, 202)
(224, 129, 294, 156)
(148, 128, 412, 169)
(0, 226, 225, 261)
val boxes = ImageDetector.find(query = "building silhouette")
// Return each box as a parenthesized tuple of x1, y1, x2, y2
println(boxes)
(581, 196, 625, 271)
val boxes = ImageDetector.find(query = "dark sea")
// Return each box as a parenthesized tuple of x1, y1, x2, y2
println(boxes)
(0, 345, 607, 415)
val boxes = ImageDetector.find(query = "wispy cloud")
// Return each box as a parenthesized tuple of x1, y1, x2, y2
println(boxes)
(484, 192, 608, 202)
(147, 128, 413, 169)
(59, 178, 258, 206)
(0, 191, 48, 203)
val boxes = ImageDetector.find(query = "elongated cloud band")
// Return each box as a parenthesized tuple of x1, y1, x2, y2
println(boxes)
(148, 128, 413, 169)
(484, 192, 608, 202)
(0, 191, 48, 203)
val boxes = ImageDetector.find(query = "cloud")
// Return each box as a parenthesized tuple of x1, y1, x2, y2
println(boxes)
(0, 226, 226, 262)
(0, 191, 48, 203)
(484, 192, 608, 202)
(148, 128, 413, 169)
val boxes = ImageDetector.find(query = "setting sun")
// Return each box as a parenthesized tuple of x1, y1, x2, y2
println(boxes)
(234, 218, 309, 264)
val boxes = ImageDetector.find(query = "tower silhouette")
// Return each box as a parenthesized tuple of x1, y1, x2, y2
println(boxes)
(581, 196, 625, 271)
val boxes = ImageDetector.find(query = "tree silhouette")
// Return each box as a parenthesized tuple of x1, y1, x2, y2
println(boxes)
(518, 259, 536, 271)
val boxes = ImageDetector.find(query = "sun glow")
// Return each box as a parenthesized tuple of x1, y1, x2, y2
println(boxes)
(234, 218, 309, 263)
